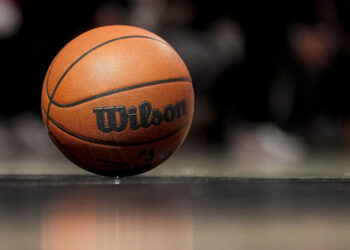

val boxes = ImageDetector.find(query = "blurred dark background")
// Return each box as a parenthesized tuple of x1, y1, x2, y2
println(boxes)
(1, 0, 350, 174)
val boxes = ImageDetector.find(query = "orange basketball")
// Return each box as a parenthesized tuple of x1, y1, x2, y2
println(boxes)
(41, 25, 194, 177)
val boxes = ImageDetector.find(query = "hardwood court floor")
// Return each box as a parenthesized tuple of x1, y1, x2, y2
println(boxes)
(1, 176, 350, 250)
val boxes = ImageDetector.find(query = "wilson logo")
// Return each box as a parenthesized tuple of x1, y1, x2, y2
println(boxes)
(93, 100, 186, 133)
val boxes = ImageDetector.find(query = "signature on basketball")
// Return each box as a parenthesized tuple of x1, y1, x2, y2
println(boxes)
(93, 100, 186, 133)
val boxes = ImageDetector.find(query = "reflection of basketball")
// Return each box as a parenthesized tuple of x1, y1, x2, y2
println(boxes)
(41, 25, 194, 177)
(41, 188, 193, 250)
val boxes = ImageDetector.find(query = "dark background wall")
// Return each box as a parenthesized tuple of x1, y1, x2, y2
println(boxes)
(1, 0, 350, 155)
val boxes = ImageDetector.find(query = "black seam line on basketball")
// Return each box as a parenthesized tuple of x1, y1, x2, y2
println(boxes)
(45, 35, 167, 127)
(45, 56, 58, 102)
(44, 57, 57, 128)
(51, 77, 192, 108)
(41, 105, 187, 147)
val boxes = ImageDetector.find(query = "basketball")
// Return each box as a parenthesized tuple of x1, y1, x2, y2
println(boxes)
(41, 25, 194, 177)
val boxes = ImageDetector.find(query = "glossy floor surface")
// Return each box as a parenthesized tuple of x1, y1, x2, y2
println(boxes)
(1, 176, 350, 250)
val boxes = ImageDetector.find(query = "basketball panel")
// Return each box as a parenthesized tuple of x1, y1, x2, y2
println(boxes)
(46, 25, 167, 97)
(51, 37, 190, 106)
(47, 82, 194, 145)
(48, 119, 188, 176)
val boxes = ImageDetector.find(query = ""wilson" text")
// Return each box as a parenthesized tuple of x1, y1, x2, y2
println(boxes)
(93, 100, 186, 133)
